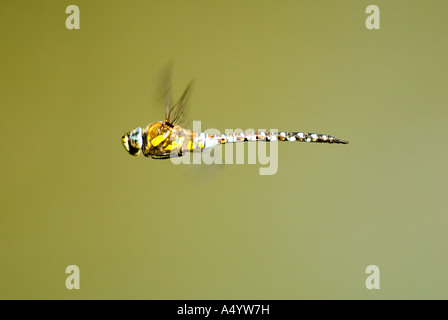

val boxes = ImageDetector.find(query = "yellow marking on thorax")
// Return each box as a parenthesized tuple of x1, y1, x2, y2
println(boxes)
(165, 137, 185, 151)
(151, 131, 170, 147)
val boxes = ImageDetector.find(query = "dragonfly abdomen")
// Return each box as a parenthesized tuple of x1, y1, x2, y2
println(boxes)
(189, 131, 348, 151)
(276, 132, 349, 144)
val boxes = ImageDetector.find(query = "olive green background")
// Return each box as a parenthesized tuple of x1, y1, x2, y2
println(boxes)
(1, 0, 447, 299)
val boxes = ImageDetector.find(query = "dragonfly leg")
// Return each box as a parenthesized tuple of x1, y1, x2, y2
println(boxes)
(150, 150, 184, 159)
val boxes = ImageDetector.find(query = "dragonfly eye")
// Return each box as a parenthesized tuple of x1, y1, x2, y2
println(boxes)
(129, 127, 143, 149)
(122, 129, 141, 156)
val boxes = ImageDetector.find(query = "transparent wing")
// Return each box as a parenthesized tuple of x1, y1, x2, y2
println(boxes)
(166, 81, 193, 125)
(157, 63, 174, 121)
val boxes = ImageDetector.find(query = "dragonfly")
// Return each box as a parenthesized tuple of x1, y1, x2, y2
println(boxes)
(121, 78, 348, 159)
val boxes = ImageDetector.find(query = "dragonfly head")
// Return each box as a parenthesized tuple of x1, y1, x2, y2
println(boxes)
(122, 127, 143, 156)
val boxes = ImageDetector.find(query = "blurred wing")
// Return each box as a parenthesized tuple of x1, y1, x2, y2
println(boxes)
(157, 64, 174, 121)
(166, 80, 193, 126)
